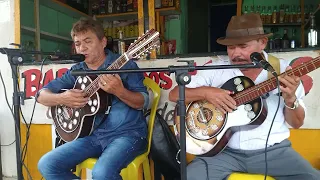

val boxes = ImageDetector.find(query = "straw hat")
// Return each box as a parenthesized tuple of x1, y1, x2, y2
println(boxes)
(216, 13, 273, 46)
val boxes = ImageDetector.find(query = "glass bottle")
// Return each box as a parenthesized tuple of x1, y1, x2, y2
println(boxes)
(281, 29, 290, 49)
(243, 5, 248, 14)
(284, 5, 290, 23)
(290, 5, 296, 23)
(250, 5, 254, 13)
(115, 0, 121, 13)
(266, 6, 272, 24)
(256, 5, 261, 16)
(296, 6, 301, 23)
(308, 15, 318, 47)
(272, 6, 278, 24)
(279, 4, 285, 23)
(127, 0, 133, 12)
(261, 6, 266, 24)
(107, 0, 114, 14)
(291, 29, 297, 48)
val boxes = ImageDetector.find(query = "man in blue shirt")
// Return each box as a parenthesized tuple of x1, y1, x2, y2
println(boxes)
(37, 17, 149, 180)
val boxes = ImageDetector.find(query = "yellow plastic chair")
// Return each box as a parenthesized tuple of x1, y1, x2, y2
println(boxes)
(75, 77, 161, 180)
(228, 173, 275, 180)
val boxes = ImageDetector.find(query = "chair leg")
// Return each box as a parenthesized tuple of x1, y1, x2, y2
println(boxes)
(75, 165, 81, 177)
(142, 159, 151, 180)
(128, 163, 139, 180)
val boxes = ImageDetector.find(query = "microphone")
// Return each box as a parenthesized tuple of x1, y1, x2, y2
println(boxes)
(48, 54, 85, 62)
(250, 52, 277, 76)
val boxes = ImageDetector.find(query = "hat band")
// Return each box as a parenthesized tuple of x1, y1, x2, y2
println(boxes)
(226, 27, 264, 38)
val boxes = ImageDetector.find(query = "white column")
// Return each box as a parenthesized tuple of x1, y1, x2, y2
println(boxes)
(0, 0, 20, 178)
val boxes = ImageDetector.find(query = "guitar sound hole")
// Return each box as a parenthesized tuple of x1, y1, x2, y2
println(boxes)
(59, 106, 73, 120)
(197, 108, 213, 123)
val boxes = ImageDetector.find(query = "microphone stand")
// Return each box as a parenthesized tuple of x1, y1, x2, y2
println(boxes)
(0, 47, 25, 180)
(71, 60, 261, 180)
(0, 46, 81, 180)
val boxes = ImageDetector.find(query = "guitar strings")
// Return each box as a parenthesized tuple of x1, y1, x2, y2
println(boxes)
(233, 57, 320, 105)
(83, 54, 127, 97)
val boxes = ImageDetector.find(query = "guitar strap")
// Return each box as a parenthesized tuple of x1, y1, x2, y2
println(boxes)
(266, 54, 282, 97)
(267, 54, 280, 80)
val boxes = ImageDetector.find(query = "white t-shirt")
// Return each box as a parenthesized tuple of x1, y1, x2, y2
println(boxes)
(186, 52, 306, 150)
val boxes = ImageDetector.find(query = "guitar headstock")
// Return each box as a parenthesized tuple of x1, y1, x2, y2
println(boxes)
(126, 29, 160, 59)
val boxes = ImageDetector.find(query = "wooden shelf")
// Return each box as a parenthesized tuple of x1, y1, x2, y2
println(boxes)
(263, 23, 302, 27)
(155, 7, 181, 16)
(40, 0, 90, 19)
(96, 12, 138, 21)
(21, 26, 73, 43)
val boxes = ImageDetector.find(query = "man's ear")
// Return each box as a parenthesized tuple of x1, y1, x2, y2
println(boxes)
(259, 37, 268, 50)
(102, 36, 107, 47)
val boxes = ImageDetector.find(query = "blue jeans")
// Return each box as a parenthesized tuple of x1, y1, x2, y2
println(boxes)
(38, 135, 147, 180)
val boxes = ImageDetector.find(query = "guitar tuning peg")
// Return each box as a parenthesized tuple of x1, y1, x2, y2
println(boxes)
(130, 43, 133, 45)
(134, 40, 137, 42)
(145, 30, 149, 33)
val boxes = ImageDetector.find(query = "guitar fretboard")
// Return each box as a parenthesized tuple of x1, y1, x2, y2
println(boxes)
(84, 55, 128, 97)
(233, 56, 320, 106)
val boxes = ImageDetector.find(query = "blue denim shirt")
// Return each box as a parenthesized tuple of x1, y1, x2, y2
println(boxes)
(41, 50, 148, 148)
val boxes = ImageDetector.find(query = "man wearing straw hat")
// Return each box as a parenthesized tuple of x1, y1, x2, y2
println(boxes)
(169, 13, 320, 180)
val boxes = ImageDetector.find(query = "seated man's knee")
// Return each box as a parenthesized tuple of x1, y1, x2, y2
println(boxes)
(38, 153, 53, 175)
(92, 166, 121, 180)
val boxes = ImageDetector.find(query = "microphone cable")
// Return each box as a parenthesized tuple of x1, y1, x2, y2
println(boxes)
(264, 75, 281, 180)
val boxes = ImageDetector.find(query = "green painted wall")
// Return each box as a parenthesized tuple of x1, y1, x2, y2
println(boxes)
(163, 0, 188, 54)
(21, 0, 78, 60)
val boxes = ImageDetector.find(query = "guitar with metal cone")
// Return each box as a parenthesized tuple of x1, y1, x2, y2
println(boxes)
(173, 54, 320, 157)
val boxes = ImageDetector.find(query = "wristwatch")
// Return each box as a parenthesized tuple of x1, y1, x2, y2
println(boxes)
(284, 98, 299, 110)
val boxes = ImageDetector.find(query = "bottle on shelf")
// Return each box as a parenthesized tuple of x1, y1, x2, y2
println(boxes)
(284, 5, 290, 23)
(127, 0, 133, 11)
(91, 0, 100, 15)
(256, 5, 261, 16)
(118, 30, 126, 54)
(121, 0, 127, 13)
(243, 5, 248, 14)
(291, 29, 297, 48)
(107, 0, 114, 14)
(99, 0, 106, 15)
(265, 6, 272, 24)
(155, 0, 162, 9)
(115, 0, 122, 13)
(281, 28, 290, 49)
(289, 5, 296, 23)
(133, 0, 138, 11)
(250, 5, 254, 13)
(272, 6, 278, 24)
(296, 6, 301, 23)
(162, 0, 169, 8)
(261, 6, 266, 23)
(279, 4, 285, 23)
(308, 15, 318, 47)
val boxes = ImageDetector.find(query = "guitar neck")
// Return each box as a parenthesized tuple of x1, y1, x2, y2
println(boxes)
(234, 56, 320, 106)
(84, 55, 129, 97)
